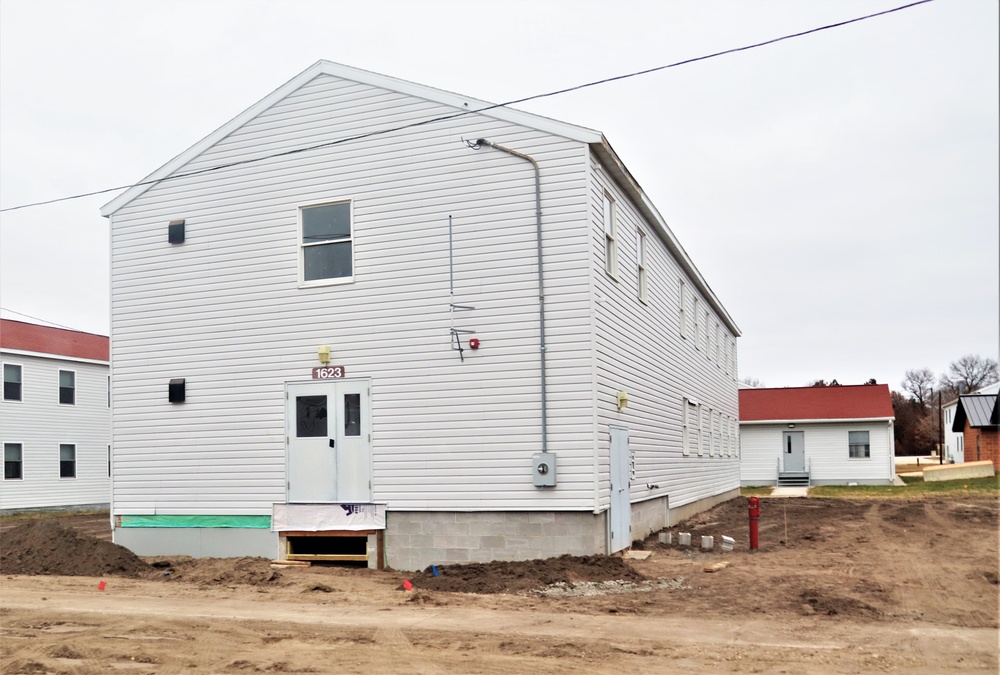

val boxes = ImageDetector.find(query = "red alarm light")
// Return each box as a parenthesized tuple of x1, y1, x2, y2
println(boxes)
(469, 338, 480, 349)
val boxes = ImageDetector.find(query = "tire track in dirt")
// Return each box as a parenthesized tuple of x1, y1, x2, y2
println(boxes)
(374, 626, 446, 674)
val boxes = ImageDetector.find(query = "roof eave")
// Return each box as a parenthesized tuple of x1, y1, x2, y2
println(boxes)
(590, 138, 741, 337)
(741, 417, 895, 425)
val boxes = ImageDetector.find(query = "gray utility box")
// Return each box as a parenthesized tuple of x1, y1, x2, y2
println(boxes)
(532, 452, 557, 487)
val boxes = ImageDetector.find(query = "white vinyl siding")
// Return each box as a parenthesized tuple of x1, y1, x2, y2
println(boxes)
(0, 352, 110, 510)
(108, 73, 596, 515)
(589, 157, 739, 511)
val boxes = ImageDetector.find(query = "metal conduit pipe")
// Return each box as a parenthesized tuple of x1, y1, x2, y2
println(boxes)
(472, 138, 548, 452)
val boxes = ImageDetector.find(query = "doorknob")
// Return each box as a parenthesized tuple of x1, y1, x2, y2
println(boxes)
(329, 439, 335, 448)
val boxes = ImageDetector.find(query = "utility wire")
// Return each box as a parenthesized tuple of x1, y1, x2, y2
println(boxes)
(0, 307, 89, 332)
(0, 0, 933, 214)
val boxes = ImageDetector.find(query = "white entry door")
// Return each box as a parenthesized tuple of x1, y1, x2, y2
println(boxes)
(609, 426, 631, 553)
(286, 379, 372, 503)
(782, 430, 805, 472)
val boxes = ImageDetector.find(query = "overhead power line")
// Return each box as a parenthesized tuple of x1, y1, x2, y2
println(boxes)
(0, 307, 87, 332)
(0, 0, 934, 214)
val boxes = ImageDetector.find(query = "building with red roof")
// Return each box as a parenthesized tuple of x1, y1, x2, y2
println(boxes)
(739, 384, 895, 487)
(1, 320, 110, 513)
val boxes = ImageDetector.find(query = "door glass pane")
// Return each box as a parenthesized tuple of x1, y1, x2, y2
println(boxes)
(344, 393, 361, 437)
(296, 395, 328, 437)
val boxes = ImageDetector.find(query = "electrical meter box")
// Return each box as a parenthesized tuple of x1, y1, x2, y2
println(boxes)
(532, 452, 557, 487)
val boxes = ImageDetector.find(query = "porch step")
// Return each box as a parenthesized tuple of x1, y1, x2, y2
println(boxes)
(778, 472, 810, 487)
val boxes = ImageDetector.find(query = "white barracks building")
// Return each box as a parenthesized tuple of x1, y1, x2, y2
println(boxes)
(101, 61, 741, 570)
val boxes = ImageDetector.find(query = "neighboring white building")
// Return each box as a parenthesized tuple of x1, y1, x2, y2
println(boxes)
(1, 320, 110, 513)
(100, 61, 741, 570)
(739, 385, 895, 486)
(942, 382, 1000, 463)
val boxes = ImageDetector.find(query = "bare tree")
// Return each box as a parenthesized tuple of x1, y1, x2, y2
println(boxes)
(740, 376, 765, 388)
(938, 354, 999, 398)
(902, 368, 935, 407)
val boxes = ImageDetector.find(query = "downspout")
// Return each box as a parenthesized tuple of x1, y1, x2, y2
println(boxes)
(470, 138, 548, 452)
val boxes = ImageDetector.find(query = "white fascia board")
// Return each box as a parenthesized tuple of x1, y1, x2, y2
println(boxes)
(101, 60, 601, 217)
(740, 417, 895, 426)
(1, 347, 108, 366)
(590, 139, 741, 337)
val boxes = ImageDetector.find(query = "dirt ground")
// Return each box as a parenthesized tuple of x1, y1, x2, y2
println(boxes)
(1, 495, 997, 674)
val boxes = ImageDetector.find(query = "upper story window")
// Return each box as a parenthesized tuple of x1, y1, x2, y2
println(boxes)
(693, 298, 701, 349)
(603, 192, 618, 278)
(3, 364, 21, 401)
(59, 370, 75, 405)
(678, 280, 687, 337)
(714, 323, 722, 365)
(299, 200, 353, 285)
(636, 230, 647, 302)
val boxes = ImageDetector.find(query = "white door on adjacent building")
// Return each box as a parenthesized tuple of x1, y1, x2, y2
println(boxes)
(782, 431, 805, 472)
(609, 426, 631, 553)
(285, 379, 372, 503)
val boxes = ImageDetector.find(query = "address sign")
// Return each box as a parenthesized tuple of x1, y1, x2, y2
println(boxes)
(312, 366, 346, 379)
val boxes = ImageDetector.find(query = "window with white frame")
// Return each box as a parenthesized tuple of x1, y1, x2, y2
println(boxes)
(700, 405, 708, 456)
(300, 200, 353, 284)
(682, 398, 690, 456)
(58, 370, 75, 405)
(59, 444, 76, 478)
(603, 192, 617, 278)
(733, 418, 739, 457)
(3, 364, 21, 401)
(4, 443, 22, 480)
(714, 323, 721, 365)
(679, 280, 687, 337)
(703, 310, 710, 353)
(636, 229, 648, 302)
(730, 337, 737, 378)
(709, 409, 718, 456)
(693, 298, 701, 349)
(848, 431, 870, 459)
(722, 415, 730, 456)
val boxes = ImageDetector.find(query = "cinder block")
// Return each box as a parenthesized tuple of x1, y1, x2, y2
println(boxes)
(658, 532, 673, 545)
(701, 535, 714, 550)
(480, 536, 506, 549)
(678, 532, 692, 546)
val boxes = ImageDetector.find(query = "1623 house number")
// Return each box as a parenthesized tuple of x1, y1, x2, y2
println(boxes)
(312, 366, 346, 379)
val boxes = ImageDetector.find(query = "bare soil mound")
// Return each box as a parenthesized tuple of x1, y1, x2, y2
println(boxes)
(149, 556, 283, 587)
(0, 520, 151, 578)
(408, 554, 645, 594)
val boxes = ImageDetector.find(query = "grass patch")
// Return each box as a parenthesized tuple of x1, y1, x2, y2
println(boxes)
(810, 474, 999, 498)
(741, 486, 774, 497)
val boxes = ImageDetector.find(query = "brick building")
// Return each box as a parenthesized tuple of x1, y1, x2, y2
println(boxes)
(952, 394, 1000, 469)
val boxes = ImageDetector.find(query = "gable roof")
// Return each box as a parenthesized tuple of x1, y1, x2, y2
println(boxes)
(952, 394, 999, 431)
(942, 381, 1000, 409)
(98, 60, 739, 337)
(739, 384, 894, 423)
(0, 319, 109, 362)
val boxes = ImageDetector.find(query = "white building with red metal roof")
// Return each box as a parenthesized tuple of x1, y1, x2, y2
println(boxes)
(739, 384, 895, 487)
(1, 319, 110, 513)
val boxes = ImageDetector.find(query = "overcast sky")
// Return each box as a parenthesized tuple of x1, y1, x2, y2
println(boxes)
(1, 0, 996, 390)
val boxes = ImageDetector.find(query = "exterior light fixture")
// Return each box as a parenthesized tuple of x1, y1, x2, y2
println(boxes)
(317, 346, 331, 365)
(616, 391, 629, 410)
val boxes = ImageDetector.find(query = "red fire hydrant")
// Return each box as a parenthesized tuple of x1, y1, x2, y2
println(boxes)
(748, 496, 760, 551)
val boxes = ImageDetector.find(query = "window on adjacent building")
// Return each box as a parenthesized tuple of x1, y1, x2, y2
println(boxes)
(636, 229, 647, 302)
(848, 431, 870, 459)
(59, 370, 75, 405)
(59, 444, 76, 478)
(3, 364, 22, 401)
(678, 280, 687, 337)
(603, 192, 617, 278)
(4, 443, 22, 480)
(300, 201, 353, 284)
